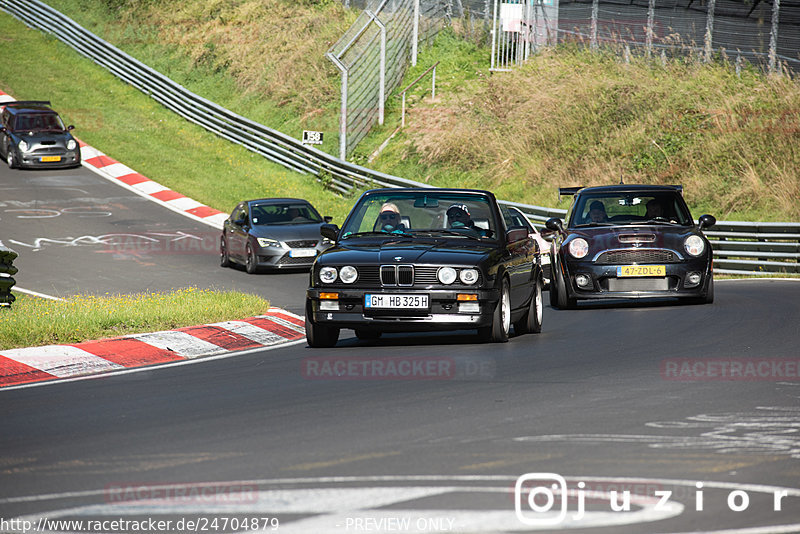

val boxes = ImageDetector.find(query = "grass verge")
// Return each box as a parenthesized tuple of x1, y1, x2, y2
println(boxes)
(0, 289, 271, 350)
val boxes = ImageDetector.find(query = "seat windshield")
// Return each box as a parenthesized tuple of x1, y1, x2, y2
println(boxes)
(569, 192, 693, 227)
(339, 192, 498, 241)
(250, 203, 322, 225)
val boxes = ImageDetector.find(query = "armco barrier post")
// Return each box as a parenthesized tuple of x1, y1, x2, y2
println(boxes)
(0, 246, 18, 308)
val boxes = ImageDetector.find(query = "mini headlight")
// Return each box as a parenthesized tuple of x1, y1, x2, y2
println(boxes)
(568, 238, 589, 259)
(437, 267, 457, 285)
(459, 268, 479, 285)
(18, 140, 29, 152)
(684, 235, 705, 256)
(67, 139, 77, 151)
(256, 237, 282, 248)
(339, 265, 358, 284)
(319, 266, 338, 284)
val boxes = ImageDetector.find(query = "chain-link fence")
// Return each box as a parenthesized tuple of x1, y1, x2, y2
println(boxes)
(328, 0, 452, 159)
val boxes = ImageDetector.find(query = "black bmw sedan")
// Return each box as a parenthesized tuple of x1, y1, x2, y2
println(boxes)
(546, 184, 716, 308)
(305, 188, 545, 347)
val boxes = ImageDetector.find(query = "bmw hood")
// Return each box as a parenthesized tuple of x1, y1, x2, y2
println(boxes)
(319, 240, 494, 266)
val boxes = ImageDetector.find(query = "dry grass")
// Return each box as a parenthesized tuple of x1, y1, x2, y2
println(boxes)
(393, 46, 800, 221)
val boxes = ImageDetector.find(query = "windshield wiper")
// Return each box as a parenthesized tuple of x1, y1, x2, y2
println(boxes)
(574, 222, 616, 227)
(643, 218, 682, 226)
(412, 229, 483, 240)
(342, 231, 409, 238)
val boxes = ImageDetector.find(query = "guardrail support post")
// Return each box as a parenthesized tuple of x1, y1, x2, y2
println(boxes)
(704, 0, 716, 63)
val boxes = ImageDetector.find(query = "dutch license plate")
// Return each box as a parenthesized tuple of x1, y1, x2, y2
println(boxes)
(617, 265, 666, 277)
(40, 156, 61, 162)
(289, 248, 317, 258)
(365, 294, 429, 309)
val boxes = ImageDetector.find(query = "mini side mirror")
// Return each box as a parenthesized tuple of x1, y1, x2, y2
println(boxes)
(323, 215, 333, 224)
(67, 125, 75, 131)
(698, 214, 716, 229)
(545, 218, 564, 233)
(233, 218, 246, 227)
(320, 223, 339, 241)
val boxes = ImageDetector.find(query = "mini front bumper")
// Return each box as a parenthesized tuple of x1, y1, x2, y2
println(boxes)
(562, 258, 712, 300)
(307, 287, 500, 332)
(19, 150, 81, 169)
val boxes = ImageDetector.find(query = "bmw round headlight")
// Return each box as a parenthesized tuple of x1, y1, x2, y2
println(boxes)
(568, 238, 589, 259)
(339, 265, 358, 284)
(18, 140, 29, 152)
(67, 139, 77, 151)
(684, 235, 705, 256)
(319, 266, 338, 284)
(437, 267, 457, 285)
(459, 268, 479, 285)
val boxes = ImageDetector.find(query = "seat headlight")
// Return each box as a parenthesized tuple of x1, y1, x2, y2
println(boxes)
(684, 235, 705, 256)
(459, 268, 479, 285)
(319, 266, 338, 284)
(339, 265, 358, 284)
(67, 139, 77, 151)
(437, 267, 457, 285)
(256, 237, 282, 248)
(568, 238, 589, 259)
(18, 140, 29, 152)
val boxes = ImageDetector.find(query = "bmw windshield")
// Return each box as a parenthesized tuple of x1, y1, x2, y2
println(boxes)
(340, 191, 499, 241)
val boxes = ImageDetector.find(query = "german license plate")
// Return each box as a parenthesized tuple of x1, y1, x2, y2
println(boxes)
(289, 248, 316, 258)
(617, 265, 666, 277)
(40, 156, 61, 162)
(365, 294, 429, 309)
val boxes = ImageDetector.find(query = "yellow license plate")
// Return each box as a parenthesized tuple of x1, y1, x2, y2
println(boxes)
(40, 156, 62, 162)
(616, 265, 666, 277)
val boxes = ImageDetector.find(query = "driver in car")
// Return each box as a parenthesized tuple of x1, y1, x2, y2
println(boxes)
(447, 204, 488, 237)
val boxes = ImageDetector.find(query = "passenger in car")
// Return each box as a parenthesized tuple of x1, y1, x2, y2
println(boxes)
(376, 202, 407, 233)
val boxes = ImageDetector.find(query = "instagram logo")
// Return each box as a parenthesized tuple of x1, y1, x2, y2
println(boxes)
(514, 473, 569, 526)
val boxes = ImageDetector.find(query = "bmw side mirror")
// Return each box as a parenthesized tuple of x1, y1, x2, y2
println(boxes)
(545, 218, 564, 233)
(698, 214, 716, 229)
(506, 227, 528, 244)
(233, 218, 246, 227)
(67, 125, 75, 131)
(324, 216, 333, 224)
(320, 223, 339, 242)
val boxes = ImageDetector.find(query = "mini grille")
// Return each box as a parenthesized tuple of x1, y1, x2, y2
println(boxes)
(595, 249, 678, 264)
(32, 147, 64, 154)
(286, 240, 317, 248)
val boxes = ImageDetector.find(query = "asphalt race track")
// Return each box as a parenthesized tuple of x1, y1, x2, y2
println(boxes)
(1, 162, 800, 533)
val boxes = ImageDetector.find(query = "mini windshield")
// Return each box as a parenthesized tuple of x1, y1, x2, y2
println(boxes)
(12, 113, 66, 132)
(340, 192, 498, 240)
(250, 202, 322, 225)
(568, 192, 693, 227)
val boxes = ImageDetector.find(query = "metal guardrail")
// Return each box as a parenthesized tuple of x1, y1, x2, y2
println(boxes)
(1, 0, 797, 276)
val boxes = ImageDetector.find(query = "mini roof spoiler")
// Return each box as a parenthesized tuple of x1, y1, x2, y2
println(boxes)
(4, 100, 52, 108)
(668, 185, 684, 194)
(558, 187, 584, 198)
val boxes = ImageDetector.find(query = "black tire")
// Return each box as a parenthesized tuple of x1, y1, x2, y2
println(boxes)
(355, 329, 382, 341)
(220, 237, 231, 268)
(551, 260, 577, 310)
(479, 277, 510, 343)
(690, 274, 714, 305)
(305, 307, 340, 348)
(245, 243, 259, 274)
(515, 274, 543, 335)
(6, 148, 17, 169)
